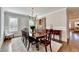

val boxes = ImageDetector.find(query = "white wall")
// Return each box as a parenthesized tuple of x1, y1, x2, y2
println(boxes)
(0, 8, 4, 48)
(0, 7, 1, 48)
(0, 8, 1, 38)
(45, 8, 67, 42)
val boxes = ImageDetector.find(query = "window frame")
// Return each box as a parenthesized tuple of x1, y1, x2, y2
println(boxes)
(9, 17, 18, 32)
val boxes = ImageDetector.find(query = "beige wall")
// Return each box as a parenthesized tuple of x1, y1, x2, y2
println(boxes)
(45, 8, 67, 42)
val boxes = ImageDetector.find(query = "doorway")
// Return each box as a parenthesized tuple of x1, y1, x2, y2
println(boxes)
(67, 7, 79, 41)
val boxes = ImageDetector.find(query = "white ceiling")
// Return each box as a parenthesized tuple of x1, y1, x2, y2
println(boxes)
(3, 7, 65, 17)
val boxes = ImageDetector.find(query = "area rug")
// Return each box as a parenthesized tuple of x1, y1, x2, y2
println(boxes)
(12, 37, 62, 52)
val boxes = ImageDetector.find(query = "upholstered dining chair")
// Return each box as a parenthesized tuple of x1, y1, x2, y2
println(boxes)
(27, 36, 39, 51)
(21, 29, 39, 51)
(37, 29, 52, 52)
(21, 30, 28, 47)
(52, 30, 62, 43)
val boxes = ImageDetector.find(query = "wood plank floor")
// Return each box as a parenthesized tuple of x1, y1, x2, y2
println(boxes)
(1, 32, 79, 52)
(59, 32, 79, 52)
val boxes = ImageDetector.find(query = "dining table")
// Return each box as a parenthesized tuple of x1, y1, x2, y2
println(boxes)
(33, 32, 47, 50)
(34, 32, 47, 38)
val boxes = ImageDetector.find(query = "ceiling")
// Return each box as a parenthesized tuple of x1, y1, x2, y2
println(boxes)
(3, 7, 65, 17)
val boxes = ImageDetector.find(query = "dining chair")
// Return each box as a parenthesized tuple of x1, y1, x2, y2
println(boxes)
(46, 29, 53, 40)
(51, 30, 62, 43)
(39, 29, 52, 52)
(21, 29, 39, 51)
(21, 30, 28, 47)
(27, 36, 39, 51)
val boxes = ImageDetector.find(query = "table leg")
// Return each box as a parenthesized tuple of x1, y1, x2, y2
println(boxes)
(36, 42, 39, 51)
(59, 34, 62, 42)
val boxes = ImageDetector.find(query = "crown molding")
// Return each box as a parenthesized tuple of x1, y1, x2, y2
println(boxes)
(3, 7, 67, 19)
(38, 8, 67, 19)
(3, 7, 27, 16)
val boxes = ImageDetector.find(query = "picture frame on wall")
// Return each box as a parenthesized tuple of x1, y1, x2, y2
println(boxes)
(35, 17, 46, 32)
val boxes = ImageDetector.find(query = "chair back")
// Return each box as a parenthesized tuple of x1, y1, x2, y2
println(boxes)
(46, 29, 53, 40)
(21, 30, 29, 39)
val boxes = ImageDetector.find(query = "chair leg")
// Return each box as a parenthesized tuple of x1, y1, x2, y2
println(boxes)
(27, 42, 30, 51)
(22, 37, 24, 42)
(45, 46, 47, 52)
(50, 44, 52, 52)
(25, 39, 27, 47)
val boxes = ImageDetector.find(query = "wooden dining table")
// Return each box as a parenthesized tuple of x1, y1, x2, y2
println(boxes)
(34, 32, 47, 38)
(33, 32, 47, 50)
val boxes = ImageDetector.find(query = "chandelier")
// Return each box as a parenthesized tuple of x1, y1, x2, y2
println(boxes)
(31, 8, 37, 20)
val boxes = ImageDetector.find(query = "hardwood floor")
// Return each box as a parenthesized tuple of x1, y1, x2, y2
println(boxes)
(59, 41, 79, 52)
(0, 37, 26, 52)
(1, 32, 79, 52)
(0, 39, 12, 52)
(59, 32, 79, 52)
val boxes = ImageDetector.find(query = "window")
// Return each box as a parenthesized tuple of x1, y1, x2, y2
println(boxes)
(9, 17, 18, 32)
